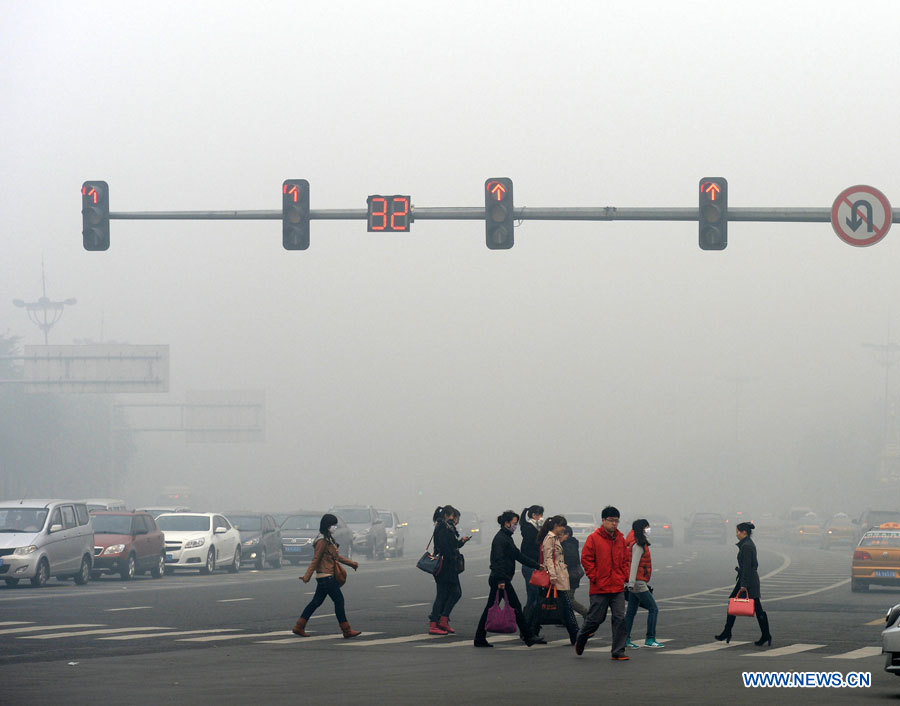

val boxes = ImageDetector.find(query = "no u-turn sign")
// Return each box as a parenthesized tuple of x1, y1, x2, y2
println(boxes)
(831, 185, 893, 247)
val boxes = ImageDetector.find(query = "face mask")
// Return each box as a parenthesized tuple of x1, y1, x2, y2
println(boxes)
(644, 528, 651, 536)
(329, 526, 337, 533)
(509, 522, 518, 533)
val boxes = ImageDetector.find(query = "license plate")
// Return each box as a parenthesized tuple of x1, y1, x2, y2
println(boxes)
(165, 553, 174, 562)
(0, 557, 4, 566)
(285, 546, 302, 552)
(876, 570, 896, 578)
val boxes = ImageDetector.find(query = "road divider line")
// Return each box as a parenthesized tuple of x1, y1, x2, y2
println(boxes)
(24, 627, 173, 639)
(0, 624, 101, 636)
(376, 585, 401, 588)
(471, 596, 488, 600)
(217, 598, 254, 603)
(397, 603, 430, 608)
(0, 622, 31, 626)
(177, 631, 292, 642)
(825, 646, 882, 659)
(100, 629, 240, 640)
(105, 606, 152, 612)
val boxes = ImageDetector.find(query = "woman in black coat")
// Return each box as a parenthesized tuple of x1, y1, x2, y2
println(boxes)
(428, 505, 470, 635)
(473, 510, 540, 648)
(715, 522, 772, 646)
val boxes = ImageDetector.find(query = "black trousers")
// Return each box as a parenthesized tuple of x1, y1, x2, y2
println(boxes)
(430, 576, 462, 622)
(475, 576, 533, 641)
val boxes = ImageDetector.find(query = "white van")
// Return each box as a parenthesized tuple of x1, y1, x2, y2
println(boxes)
(0, 499, 94, 587)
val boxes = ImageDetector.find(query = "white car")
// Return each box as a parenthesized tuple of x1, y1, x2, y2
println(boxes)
(566, 512, 598, 541)
(155, 513, 241, 574)
(882, 604, 900, 675)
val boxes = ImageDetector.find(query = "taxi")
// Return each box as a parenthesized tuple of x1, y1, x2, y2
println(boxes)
(789, 512, 822, 544)
(821, 512, 856, 549)
(851, 523, 900, 592)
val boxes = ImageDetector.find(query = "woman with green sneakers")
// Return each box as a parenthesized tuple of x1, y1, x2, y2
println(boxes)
(624, 518, 664, 649)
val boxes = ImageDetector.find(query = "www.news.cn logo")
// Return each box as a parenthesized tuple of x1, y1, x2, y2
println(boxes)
(742, 671, 871, 688)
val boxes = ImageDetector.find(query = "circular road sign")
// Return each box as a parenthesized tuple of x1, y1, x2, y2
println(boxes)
(831, 185, 893, 247)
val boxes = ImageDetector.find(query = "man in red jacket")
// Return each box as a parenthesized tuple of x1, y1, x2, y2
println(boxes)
(574, 505, 631, 660)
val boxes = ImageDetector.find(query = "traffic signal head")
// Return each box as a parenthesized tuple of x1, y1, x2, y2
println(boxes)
(699, 177, 728, 250)
(282, 179, 310, 250)
(485, 178, 514, 249)
(82, 181, 110, 251)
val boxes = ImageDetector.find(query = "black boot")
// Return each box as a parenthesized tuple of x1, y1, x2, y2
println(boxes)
(754, 611, 772, 647)
(715, 615, 735, 643)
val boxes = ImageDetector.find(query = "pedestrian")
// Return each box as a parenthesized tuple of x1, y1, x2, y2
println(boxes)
(624, 518, 663, 648)
(293, 513, 361, 639)
(715, 521, 772, 647)
(536, 515, 580, 644)
(560, 525, 589, 617)
(574, 505, 631, 660)
(428, 504, 471, 635)
(474, 510, 541, 648)
(520, 504, 546, 642)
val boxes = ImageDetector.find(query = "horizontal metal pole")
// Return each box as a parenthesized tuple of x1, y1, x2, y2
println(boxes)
(109, 207, 900, 223)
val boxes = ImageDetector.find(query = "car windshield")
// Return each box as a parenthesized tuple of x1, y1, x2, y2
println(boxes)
(282, 514, 321, 530)
(156, 515, 210, 531)
(567, 513, 595, 524)
(335, 509, 370, 524)
(229, 516, 261, 531)
(861, 535, 900, 548)
(92, 515, 134, 534)
(0, 508, 48, 532)
(377, 512, 393, 526)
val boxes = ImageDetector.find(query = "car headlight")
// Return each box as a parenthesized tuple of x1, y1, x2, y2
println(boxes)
(102, 544, 126, 555)
(13, 545, 38, 556)
(887, 605, 900, 627)
(184, 537, 206, 549)
(243, 537, 259, 546)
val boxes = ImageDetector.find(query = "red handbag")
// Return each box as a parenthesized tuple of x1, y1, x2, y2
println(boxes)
(728, 588, 755, 617)
(528, 544, 555, 588)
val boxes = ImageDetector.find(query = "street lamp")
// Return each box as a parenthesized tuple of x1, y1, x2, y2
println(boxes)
(11, 261, 77, 345)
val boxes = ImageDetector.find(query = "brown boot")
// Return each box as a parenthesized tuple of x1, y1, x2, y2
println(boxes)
(340, 621, 361, 638)
(292, 617, 308, 637)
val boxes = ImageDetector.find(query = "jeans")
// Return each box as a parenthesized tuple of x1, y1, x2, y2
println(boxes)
(475, 577, 533, 642)
(577, 592, 627, 656)
(624, 589, 658, 640)
(300, 576, 347, 624)
(429, 576, 462, 622)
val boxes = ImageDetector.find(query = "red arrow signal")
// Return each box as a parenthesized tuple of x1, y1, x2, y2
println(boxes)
(703, 182, 721, 201)
(487, 180, 507, 201)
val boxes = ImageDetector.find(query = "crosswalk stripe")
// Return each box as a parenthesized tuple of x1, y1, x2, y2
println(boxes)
(0, 621, 30, 627)
(419, 634, 522, 648)
(745, 643, 824, 656)
(498, 638, 571, 650)
(257, 632, 384, 645)
(397, 603, 430, 608)
(865, 618, 885, 626)
(177, 631, 291, 643)
(100, 629, 240, 641)
(343, 634, 444, 646)
(24, 627, 173, 639)
(664, 641, 750, 654)
(0, 624, 101, 636)
(825, 646, 883, 659)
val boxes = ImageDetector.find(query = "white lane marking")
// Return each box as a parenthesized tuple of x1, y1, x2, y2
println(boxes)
(257, 632, 384, 645)
(471, 596, 488, 600)
(376, 585, 400, 588)
(308, 613, 335, 620)
(0, 624, 101, 636)
(420, 634, 522, 648)
(105, 606, 152, 612)
(177, 631, 292, 643)
(304, 592, 316, 595)
(825, 646, 883, 659)
(664, 641, 750, 654)
(498, 638, 571, 650)
(865, 618, 885, 626)
(100, 629, 240, 640)
(665, 566, 673, 569)
(217, 598, 253, 603)
(476, 573, 490, 577)
(0, 621, 31, 626)
(745, 643, 824, 657)
(343, 634, 443, 646)
(25, 627, 173, 639)
(397, 603, 430, 608)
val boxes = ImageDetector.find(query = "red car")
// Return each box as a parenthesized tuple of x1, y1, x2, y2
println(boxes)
(90, 511, 166, 580)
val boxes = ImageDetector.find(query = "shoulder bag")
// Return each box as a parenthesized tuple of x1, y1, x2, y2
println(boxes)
(416, 533, 443, 575)
(485, 588, 517, 633)
(333, 554, 347, 587)
(528, 542, 553, 588)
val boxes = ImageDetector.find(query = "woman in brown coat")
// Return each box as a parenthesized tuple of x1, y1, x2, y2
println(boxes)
(293, 513, 361, 638)
(537, 515, 580, 644)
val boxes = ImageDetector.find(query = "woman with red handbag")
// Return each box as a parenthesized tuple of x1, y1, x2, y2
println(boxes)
(714, 521, 772, 647)
(473, 510, 541, 648)
(537, 515, 580, 644)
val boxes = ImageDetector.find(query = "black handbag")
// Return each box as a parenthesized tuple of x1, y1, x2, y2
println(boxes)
(456, 553, 465, 573)
(416, 534, 443, 575)
(539, 586, 564, 625)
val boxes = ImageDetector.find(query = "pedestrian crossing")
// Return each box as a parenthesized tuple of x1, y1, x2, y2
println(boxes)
(0, 622, 885, 660)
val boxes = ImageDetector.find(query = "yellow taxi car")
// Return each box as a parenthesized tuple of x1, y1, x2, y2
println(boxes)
(851, 523, 900, 592)
(822, 512, 856, 549)
(790, 512, 823, 544)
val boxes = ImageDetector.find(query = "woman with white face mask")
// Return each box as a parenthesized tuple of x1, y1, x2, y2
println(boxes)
(624, 518, 663, 648)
